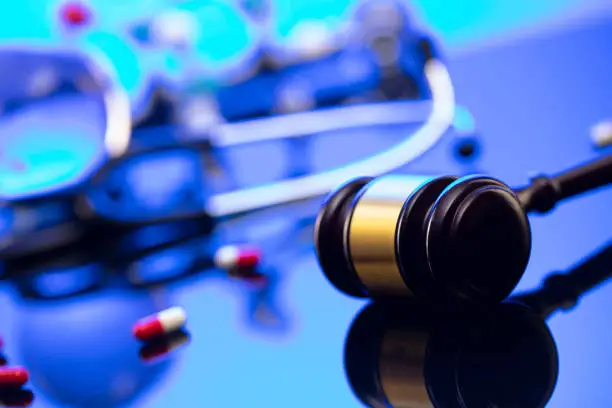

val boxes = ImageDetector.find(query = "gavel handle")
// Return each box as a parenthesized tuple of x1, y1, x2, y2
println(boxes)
(515, 154, 612, 214)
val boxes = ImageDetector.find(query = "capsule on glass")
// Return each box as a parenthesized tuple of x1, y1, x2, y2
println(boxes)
(214, 245, 261, 270)
(132, 307, 187, 341)
(0, 368, 29, 388)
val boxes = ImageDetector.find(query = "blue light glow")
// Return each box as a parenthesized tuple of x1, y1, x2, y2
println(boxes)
(181, 1, 258, 65)
(453, 106, 476, 133)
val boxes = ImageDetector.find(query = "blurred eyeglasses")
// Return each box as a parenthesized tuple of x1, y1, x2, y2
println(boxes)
(0, 46, 131, 200)
(0, 44, 464, 264)
(0, 45, 132, 258)
(1, 98, 470, 260)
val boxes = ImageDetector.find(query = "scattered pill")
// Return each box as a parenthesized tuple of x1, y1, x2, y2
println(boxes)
(0, 368, 29, 389)
(139, 331, 190, 363)
(60, 2, 92, 27)
(132, 307, 187, 342)
(591, 120, 612, 149)
(214, 245, 261, 270)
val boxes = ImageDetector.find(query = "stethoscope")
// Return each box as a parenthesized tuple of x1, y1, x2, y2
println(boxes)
(0, 38, 456, 259)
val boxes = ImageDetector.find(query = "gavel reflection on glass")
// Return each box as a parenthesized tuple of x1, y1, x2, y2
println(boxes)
(343, 240, 612, 408)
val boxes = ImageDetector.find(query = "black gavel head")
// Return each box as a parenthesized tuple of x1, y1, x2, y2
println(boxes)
(314, 174, 532, 305)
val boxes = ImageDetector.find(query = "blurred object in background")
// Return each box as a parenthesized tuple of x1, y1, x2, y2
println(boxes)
(16, 285, 177, 407)
(450, 106, 483, 174)
(0, 45, 132, 258)
(131, 82, 179, 138)
(239, 0, 272, 23)
(591, 119, 612, 150)
(58, 1, 94, 33)
(143, 0, 441, 123)
(269, 18, 344, 67)
(148, 9, 200, 53)
(346, 0, 438, 101)
(0, 209, 304, 331)
(0, 0, 463, 269)
(0, 46, 131, 200)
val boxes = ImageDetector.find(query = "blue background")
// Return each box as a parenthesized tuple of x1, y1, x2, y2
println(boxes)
(1, 1, 612, 407)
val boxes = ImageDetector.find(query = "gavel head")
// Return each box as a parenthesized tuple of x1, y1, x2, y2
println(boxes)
(314, 174, 532, 306)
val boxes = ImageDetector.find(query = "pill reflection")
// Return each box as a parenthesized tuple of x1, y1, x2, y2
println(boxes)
(0, 388, 34, 407)
(139, 330, 191, 364)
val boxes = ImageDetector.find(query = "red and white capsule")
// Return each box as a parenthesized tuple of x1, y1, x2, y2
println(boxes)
(60, 2, 92, 28)
(214, 245, 261, 270)
(0, 367, 29, 388)
(591, 120, 612, 149)
(132, 307, 187, 342)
